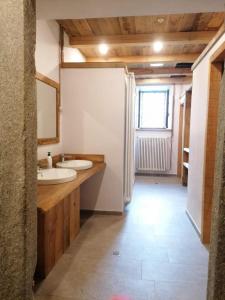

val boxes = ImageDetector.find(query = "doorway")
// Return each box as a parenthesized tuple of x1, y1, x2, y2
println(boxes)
(177, 87, 192, 186)
(202, 42, 225, 244)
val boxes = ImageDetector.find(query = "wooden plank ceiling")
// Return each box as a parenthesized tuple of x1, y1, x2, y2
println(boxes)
(58, 12, 225, 78)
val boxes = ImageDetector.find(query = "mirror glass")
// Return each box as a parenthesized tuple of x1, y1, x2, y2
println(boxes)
(36, 73, 59, 145)
(37, 80, 57, 139)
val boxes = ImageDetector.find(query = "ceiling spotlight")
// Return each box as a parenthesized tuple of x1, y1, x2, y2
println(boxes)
(153, 41, 163, 53)
(98, 43, 109, 55)
(157, 18, 165, 24)
(150, 63, 164, 67)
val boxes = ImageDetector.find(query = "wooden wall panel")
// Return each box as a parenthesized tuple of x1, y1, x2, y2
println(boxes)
(202, 62, 223, 244)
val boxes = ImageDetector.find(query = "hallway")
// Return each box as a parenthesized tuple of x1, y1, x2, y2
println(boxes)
(35, 176, 208, 300)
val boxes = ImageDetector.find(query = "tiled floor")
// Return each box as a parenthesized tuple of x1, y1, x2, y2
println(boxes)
(35, 176, 209, 300)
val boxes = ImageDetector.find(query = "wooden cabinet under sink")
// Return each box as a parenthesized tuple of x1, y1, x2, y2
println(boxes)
(36, 187, 80, 279)
(35, 155, 106, 279)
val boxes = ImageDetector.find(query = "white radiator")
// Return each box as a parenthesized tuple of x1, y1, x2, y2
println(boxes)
(136, 136, 171, 172)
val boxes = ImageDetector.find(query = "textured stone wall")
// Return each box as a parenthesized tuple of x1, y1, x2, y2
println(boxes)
(0, 1, 37, 299)
(207, 69, 225, 299)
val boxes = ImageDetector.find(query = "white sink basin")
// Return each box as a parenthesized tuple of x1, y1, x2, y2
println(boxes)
(38, 168, 77, 185)
(56, 160, 93, 171)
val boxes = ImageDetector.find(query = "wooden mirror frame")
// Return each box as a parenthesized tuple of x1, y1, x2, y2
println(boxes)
(36, 72, 60, 145)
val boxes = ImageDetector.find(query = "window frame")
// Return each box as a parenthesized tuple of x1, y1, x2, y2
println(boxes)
(137, 90, 170, 130)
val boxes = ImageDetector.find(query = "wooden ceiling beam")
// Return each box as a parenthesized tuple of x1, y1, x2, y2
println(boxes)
(61, 62, 126, 68)
(86, 54, 199, 65)
(70, 31, 216, 47)
(129, 67, 192, 76)
(61, 54, 199, 68)
(136, 77, 192, 85)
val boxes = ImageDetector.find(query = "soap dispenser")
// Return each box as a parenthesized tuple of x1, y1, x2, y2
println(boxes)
(47, 152, 52, 169)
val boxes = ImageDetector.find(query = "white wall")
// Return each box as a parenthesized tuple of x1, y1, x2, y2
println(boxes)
(187, 32, 225, 233)
(61, 68, 126, 212)
(64, 33, 86, 63)
(135, 84, 190, 175)
(37, 0, 224, 19)
(36, 20, 59, 82)
(36, 20, 63, 159)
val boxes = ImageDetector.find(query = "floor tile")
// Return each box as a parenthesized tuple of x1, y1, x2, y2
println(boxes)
(168, 247, 209, 266)
(69, 255, 142, 280)
(142, 261, 208, 282)
(155, 280, 207, 300)
(38, 270, 155, 300)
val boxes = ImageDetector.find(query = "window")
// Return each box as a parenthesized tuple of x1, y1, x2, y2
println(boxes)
(138, 90, 170, 129)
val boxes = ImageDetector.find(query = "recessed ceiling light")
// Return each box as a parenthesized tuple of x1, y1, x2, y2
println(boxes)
(157, 18, 165, 24)
(153, 41, 163, 53)
(150, 63, 164, 67)
(98, 43, 109, 55)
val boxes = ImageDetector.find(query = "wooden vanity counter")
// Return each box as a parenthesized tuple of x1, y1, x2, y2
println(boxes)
(37, 162, 106, 212)
(36, 155, 106, 279)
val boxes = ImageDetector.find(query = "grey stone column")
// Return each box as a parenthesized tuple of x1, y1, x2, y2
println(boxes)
(0, 1, 37, 300)
(207, 66, 225, 299)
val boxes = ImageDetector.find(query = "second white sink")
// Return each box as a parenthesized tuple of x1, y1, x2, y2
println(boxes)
(38, 168, 77, 185)
(56, 160, 93, 171)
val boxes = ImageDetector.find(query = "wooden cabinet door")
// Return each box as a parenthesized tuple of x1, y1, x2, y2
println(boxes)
(69, 188, 80, 242)
(36, 187, 80, 279)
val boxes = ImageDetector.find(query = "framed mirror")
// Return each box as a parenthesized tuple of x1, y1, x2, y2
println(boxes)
(36, 72, 60, 145)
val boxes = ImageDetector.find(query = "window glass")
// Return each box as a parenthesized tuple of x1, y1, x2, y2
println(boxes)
(138, 91, 169, 129)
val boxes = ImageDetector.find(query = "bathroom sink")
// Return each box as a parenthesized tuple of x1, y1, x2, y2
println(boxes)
(38, 168, 77, 185)
(56, 160, 93, 171)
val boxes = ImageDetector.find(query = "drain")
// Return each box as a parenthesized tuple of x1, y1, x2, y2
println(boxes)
(113, 250, 120, 256)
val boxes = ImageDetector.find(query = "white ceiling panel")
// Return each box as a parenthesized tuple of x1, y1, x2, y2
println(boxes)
(37, 0, 225, 20)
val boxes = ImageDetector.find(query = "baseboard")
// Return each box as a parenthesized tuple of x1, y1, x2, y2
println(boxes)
(80, 209, 123, 216)
(186, 209, 201, 238)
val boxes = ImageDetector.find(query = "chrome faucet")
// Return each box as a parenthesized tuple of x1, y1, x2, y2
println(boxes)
(61, 153, 65, 162)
